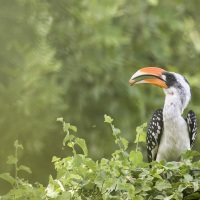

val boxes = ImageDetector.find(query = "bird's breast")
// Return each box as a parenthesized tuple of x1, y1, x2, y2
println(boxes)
(156, 116, 190, 162)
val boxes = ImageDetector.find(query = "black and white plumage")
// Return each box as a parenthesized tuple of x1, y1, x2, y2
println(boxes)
(129, 67, 197, 162)
(147, 109, 197, 162)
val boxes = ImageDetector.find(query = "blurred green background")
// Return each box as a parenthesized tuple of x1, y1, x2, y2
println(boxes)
(1, 0, 200, 194)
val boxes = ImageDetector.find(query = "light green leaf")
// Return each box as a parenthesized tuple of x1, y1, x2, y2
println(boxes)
(121, 138, 128, 150)
(134, 132, 146, 143)
(56, 117, 63, 122)
(63, 122, 70, 133)
(7, 155, 18, 165)
(73, 155, 84, 167)
(129, 150, 143, 167)
(52, 156, 60, 162)
(134, 195, 144, 200)
(104, 114, 113, 123)
(100, 158, 109, 166)
(63, 134, 75, 146)
(136, 123, 147, 134)
(102, 178, 116, 193)
(178, 184, 187, 192)
(153, 173, 162, 179)
(155, 180, 172, 191)
(184, 174, 193, 182)
(18, 165, 32, 174)
(154, 195, 165, 199)
(192, 181, 199, 192)
(14, 140, 23, 150)
(142, 182, 151, 191)
(75, 138, 88, 156)
(112, 127, 121, 136)
(181, 150, 200, 160)
(69, 125, 77, 132)
(192, 160, 200, 167)
(67, 141, 74, 148)
(0, 173, 15, 185)
(128, 184, 135, 198)
(46, 175, 59, 198)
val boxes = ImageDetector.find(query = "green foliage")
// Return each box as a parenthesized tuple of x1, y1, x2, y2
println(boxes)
(1, 0, 200, 195)
(1, 117, 199, 199)
(0, 140, 45, 199)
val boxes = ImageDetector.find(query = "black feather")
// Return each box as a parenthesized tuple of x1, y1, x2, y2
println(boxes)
(185, 110, 197, 148)
(146, 109, 163, 162)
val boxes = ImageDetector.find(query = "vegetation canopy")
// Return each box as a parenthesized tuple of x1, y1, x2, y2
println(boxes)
(0, 116, 200, 199)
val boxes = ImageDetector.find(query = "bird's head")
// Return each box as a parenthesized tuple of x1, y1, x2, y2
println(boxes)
(129, 67, 191, 112)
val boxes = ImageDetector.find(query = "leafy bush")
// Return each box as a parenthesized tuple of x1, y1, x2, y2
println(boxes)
(0, 116, 200, 199)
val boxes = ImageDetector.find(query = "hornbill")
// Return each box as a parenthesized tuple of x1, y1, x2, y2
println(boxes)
(129, 67, 197, 162)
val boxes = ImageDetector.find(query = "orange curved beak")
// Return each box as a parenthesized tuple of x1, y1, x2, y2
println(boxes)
(129, 67, 168, 89)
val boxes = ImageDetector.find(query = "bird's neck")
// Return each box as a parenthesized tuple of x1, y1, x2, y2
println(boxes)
(163, 94, 184, 121)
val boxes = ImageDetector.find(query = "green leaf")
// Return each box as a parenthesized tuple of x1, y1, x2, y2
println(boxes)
(75, 138, 88, 156)
(129, 150, 143, 167)
(154, 180, 172, 191)
(46, 175, 59, 198)
(184, 174, 193, 182)
(0, 173, 15, 185)
(100, 158, 109, 166)
(112, 127, 121, 136)
(85, 159, 96, 171)
(52, 156, 60, 162)
(18, 165, 32, 174)
(121, 138, 128, 150)
(134, 132, 146, 143)
(73, 154, 84, 167)
(102, 178, 116, 193)
(128, 184, 135, 198)
(104, 114, 113, 123)
(154, 195, 165, 199)
(136, 123, 147, 133)
(181, 150, 200, 160)
(63, 134, 75, 146)
(56, 117, 63, 122)
(192, 181, 199, 192)
(142, 182, 151, 191)
(134, 195, 144, 200)
(192, 160, 200, 167)
(7, 155, 18, 165)
(69, 125, 77, 132)
(178, 184, 187, 192)
(67, 141, 74, 148)
(14, 140, 23, 150)
(63, 122, 70, 133)
(186, 192, 200, 199)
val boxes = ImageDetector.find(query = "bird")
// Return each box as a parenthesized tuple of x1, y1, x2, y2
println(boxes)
(129, 67, 197, 162)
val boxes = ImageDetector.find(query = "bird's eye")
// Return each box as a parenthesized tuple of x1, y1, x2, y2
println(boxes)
(167, 75, 171, 79)
(166, 74, 174, 81)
